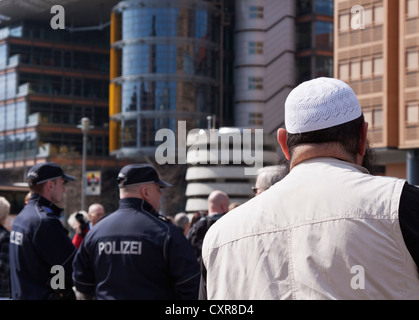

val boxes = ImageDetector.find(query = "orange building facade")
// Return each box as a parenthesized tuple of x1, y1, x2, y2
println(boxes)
(334, 0, 419, 182)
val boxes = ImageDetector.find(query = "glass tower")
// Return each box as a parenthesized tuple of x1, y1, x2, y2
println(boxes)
(109, 0, 223, 158)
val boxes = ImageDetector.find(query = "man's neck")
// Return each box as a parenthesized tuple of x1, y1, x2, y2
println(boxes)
(289, 143, 359, 171)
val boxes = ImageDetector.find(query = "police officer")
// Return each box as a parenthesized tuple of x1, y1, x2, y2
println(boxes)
(9, 162, 77, 299)
(72, 164, 201, 300)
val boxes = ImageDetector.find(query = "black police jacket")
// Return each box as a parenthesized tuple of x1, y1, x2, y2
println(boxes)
(72, 198, 201, 300)
(9, 194, 76, 300)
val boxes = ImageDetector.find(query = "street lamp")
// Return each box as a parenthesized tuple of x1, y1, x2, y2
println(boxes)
(80, 117, 90, 211)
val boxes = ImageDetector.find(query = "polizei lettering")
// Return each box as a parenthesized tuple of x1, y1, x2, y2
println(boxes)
(98, 241, 142, 255)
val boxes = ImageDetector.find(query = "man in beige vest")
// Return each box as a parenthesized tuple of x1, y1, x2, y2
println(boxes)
(200, 77, 419, 299)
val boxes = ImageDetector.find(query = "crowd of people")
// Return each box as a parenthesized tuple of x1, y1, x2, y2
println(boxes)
(0, 77, 419, 300)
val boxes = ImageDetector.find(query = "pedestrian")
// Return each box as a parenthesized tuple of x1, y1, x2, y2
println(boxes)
(252, 164, 289, 196)
(0, 197, 11, 299)
(87, 203, 105, 227)
(200, 77, 419, 299)
(68, 211, 90, 249)
(174, 212, 190, 235)
(9, 162, 77, 300)
(186, 190, 229, 264)
(72, 163, 200, 299)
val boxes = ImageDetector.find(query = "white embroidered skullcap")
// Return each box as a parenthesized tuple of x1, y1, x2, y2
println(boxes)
(285, 77, 362, 134)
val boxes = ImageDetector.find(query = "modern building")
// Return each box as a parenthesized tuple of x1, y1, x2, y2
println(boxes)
(234, 0, 333, 134)
(107, 0, 334, 212)
(109, 0, 235, 159)
(0, 0, 335, 215)
(334, 0, 419, 182)
(183, 0, 334, 211)
(0, 0, 127, 214)
(184, 128, 278, 212)
(400, 0, 419, 183)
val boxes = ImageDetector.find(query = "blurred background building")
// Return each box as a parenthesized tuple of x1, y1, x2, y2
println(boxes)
(0, 0, 126, 215)
(0, 0, 335, 216)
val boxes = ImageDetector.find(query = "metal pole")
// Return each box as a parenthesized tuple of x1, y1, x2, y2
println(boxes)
(80, 117, 90, 211)
(82, 130, 87, 211)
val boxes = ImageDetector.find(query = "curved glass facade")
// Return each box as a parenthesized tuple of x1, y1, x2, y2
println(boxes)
(110, 0, 221, 156)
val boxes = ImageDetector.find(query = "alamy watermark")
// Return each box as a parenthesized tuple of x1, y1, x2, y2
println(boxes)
(50, 5, 65, 30)
(351, 5, 365, 30)
(50, 265, 65, 290)
(350, 265, 365, 290)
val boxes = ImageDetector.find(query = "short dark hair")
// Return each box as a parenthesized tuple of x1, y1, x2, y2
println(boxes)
(286, 115, 365, 158)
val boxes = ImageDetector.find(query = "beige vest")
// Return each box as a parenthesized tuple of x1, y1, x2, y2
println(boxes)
(202, 158, 419, 299)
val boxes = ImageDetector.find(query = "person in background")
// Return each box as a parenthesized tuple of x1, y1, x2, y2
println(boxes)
(174, 212, 190, 236)
(68, 211, 90, 249)
(252, 164, 289, 196)
(186, 190, 229, 264)
(87, 203, 105, 227)
(0, 197, 11, 299)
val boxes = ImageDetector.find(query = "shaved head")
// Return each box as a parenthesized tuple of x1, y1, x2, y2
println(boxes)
(207, 190, 230, 215)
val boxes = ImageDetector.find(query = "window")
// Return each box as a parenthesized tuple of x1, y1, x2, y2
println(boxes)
(364, 106, 383, 128)
(315, 0, 333, 16)
(407, 103, 419, 124)
(364, 109, 372, 126)
(0, 43, 6, 69)
(248, 113, 263, 126)
(249, 6, 263, 19)
(373, 108, 383, 127)
(297, 0, 312, 16)
(373, 57, 383, 75)
(339, 14, 349, 32)
(296, 22, 312, 50)
(339, 63, 349, 80)
(407, 50, 419, 70)
(362, 59, 372, 78)
(364, 8, 373, 26)
(374, 6, 384, 24)
(351, 61, 360, 79)
(407, 0, 419, 18)
(248, 77, 263, 90)
(249, 42, 263, 54)
(315, 21, 333, 50)
(315, 56, 333, 78)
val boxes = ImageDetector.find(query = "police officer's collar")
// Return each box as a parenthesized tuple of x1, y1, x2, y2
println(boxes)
(120, 198, 158, 216)
(30, 193, 63, 217)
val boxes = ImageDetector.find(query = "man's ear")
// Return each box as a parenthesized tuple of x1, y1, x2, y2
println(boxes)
(139, 185, 148, 199)
(46, 180, 54, 191)
(277, 128, 290, 160)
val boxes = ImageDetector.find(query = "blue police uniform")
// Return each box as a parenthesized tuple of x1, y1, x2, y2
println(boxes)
(9, 193, 76, 300)
(73, 198, 201, 300)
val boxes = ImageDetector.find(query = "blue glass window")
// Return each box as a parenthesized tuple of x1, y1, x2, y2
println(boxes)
(315, 21, 333, 50)
(315, 0, 333, 16)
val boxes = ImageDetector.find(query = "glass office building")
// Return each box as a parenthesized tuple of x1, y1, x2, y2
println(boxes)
(295, 0, 334, 84)
(110, 0, 225, 158)
(0, 21, 110, 166)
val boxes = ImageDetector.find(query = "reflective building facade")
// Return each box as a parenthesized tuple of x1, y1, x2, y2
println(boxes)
(110, 0, 229, 158)
(0, 20, 110, 166)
